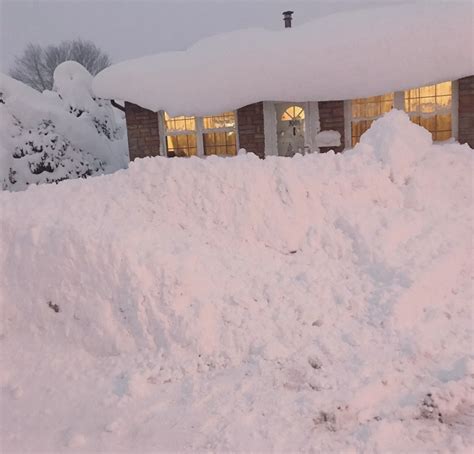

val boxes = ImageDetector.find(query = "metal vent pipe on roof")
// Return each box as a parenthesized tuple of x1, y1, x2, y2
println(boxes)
(283, 11, 294, 28)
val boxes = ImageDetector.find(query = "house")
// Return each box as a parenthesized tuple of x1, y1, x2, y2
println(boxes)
(93, 4, 474, 161)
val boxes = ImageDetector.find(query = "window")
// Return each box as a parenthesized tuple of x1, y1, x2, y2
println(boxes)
(404, 81, 452, 141)
(281, 106, 305, 121)
(203, 132, 237, 156)
(350, 94, 394, 146)
(162, 111, 237, 157)
(347, 81, 456, 147)
(164, 114, 197, 157)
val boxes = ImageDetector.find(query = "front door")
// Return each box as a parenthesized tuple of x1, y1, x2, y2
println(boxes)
(276, 103, 306, 157)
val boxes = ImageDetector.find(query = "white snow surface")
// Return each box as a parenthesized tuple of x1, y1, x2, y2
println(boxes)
(316, 130, 341, 147)
(93, 3, 474, 116)
(1, 111, 473, 452)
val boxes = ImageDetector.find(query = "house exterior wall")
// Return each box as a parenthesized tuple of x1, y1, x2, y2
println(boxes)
(458, 76, 474, 148)
(124, 102, 160, 161)
(317, 101, 345, 153)
(237, 102, 265, 158)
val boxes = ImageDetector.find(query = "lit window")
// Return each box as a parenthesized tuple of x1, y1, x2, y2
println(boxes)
(166, 135, 197, 157)
(203, 112, 237, 156)
(351, 94, 394, 146)
(203, 131, 237, 156)
(203, 112, 236, 130)
(164, 113, 196, 132)
(281, 106, 305, 121)
(404, 81, 452, 141)
(164, 113, 197, 157)
(163, 111, 237, 157)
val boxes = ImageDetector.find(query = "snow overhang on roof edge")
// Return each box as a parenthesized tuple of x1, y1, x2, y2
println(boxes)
(92, 3, 474, 117)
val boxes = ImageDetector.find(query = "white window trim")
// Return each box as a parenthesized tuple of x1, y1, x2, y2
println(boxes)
(344, 100, 352, 150)
(452, 80, 459, 140)
(344, 82, 459, 148)
(158, 111, 239, 157)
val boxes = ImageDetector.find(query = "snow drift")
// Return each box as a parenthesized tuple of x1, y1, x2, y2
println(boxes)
(0, 63, 127, 191)
(1, 111, 473, 452)
(93, 3, 474, 115)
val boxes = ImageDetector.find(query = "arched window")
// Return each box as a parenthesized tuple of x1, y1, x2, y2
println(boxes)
(281, 106, 305, 121)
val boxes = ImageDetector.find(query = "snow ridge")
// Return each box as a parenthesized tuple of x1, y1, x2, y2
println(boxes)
(1, 111, 473, 451)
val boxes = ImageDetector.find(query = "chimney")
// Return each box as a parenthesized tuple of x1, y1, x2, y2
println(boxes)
(283, 10, 294, 28)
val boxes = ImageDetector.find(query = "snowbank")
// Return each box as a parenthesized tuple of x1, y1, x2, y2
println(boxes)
(0, 64, 127, 191)
(93, 3, 474, 115)
(1, 111, 473, 452)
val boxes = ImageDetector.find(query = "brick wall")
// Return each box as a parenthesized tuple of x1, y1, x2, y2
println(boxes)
(458, 76, 474, 148)
(124, 102, 160, 161)
(317, 101, 345, 153)
(237, 102, 265, 158)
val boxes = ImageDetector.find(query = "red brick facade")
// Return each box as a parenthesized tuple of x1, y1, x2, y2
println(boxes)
(124, 102, 160, 161)
(122, 76, 473, 161)
(237, 102, 265, 158)
(318, 101, 345, 153)
(458, 76, 474, 148)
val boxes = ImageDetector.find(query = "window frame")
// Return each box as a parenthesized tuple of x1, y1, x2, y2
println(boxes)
(347, 93, 395, 147)
(344, 80, 459, 148)
(158, 111, 239, 157)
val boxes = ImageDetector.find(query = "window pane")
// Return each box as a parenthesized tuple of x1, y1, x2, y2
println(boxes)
(203, 112, 236, 129)
(420, 85, 436, 97)
(204, 132, 237, 156)
(436, 114, 452, 133)
(437, 96, 451, 109)
(435, 131, 452, 141)
(351, 93, 394, 120)
(164, 113, 196, 132)
(351, 120, 373, 146)
(166, 134, 197, 157)
(404, 81, 452, 140)
(281, 105, 305, 121)
(419, 116, 436, 132)
(436, 81, 452, 96)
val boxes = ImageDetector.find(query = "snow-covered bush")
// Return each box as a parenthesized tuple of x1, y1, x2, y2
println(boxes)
(0, 62, 127, 191)
(52, 61, 123, 141)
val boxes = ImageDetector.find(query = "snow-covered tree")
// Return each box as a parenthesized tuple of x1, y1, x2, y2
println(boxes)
(9, 39, 111, 91)
(0, 62, 127, 191)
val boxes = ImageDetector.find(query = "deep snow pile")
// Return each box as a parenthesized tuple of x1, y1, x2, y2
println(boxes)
(93, 3, 474, 115)
(0, 62, 127, 191)
(1, 111, 473, 452)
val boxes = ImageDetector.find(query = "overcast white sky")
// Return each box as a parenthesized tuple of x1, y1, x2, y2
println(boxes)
(1, 0, 422, 72)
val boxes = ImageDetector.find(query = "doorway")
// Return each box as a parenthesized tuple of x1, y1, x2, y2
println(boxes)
(276, 103, 306, 157)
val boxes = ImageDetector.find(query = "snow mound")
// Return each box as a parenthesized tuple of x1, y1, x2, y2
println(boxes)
(0, 69, 127, 191)
(93, 3, 474, 115)
(53, 61, 95, 112)
(356, 109, 433, 184)
(1, 112, 473, 452)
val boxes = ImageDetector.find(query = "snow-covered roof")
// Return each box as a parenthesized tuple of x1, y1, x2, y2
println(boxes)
(93, 3, 474, 116)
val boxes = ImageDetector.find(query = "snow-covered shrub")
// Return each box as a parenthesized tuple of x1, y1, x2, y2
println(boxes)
(5, 117, 104, 189)
(52, 61, 124, 141)
(0, 62, 127, 192)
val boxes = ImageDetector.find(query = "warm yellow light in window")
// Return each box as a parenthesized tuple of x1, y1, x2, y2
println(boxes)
(281, 106, 305, 121)
(352, 93, 394, 119)
(404, 81, 452, 114)
(164, 113, 196, 131)
(203, 112, 236, 130)
(404, 81, 452, 140)
(166, 135, 197, 157)
(203, 131, 237, 156)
